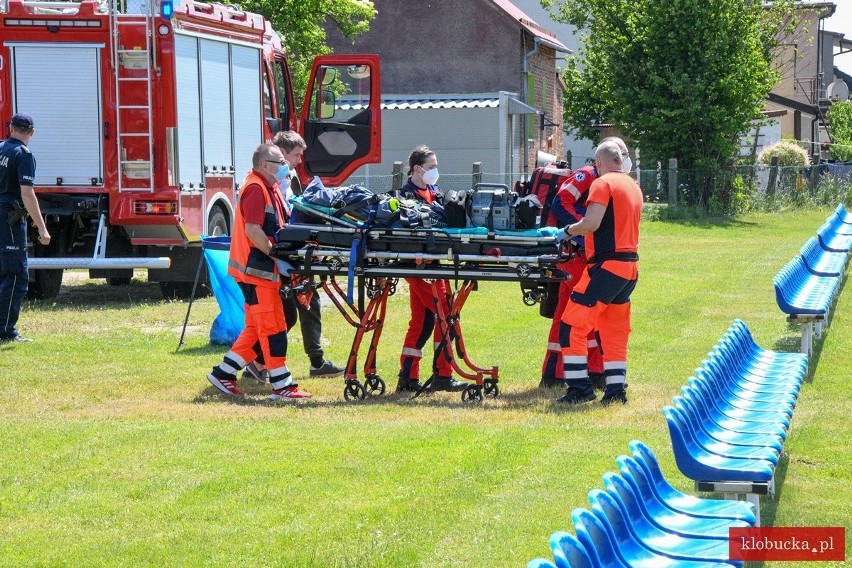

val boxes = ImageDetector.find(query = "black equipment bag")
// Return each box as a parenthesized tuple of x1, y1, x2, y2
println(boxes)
(539, 280, 560, 318)
(442, 188, 469, 228)
(514, 194, 543, 230)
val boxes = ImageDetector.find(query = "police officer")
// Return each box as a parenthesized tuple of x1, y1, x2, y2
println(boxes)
(0, 113, 50, 343)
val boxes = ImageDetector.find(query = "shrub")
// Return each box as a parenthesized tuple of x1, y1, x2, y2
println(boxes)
(758, 140, 811, 167)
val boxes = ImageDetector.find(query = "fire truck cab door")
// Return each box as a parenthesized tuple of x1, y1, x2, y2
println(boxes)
(300, 55, 381, 186)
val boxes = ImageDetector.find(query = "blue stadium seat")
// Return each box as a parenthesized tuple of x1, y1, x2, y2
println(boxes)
(665, 405, 780, 464)
(727, 320, 809, 364)
(588, 490, 741, 566)
(817, 220, 852, 252)
(663, 406, 775, 483)
(708, 343, 806, 384)
(799, 236, 848, 277)
(680, 386, 789, 437)
(823, 211, 852, 235)
(688, 374, 794, 418)
(603, 471, 745, 539)
(571, 508, 630, 568)
(617, 452, 756, 525)
(773, 256, 839, 316)
(672, 396, 784, 451)
(548, 531, 594, 568)
(700, 355, 801, 396)
(527, 558, 558, 568)
(835, 203, 852, 224)
(571, 507, 731, 568)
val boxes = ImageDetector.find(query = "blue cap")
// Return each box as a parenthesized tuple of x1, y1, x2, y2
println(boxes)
(10, 113, 34, 129)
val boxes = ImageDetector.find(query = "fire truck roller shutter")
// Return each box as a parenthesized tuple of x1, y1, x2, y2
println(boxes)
(9, 44, 104, 186)
(230, 44, 262, 182)
(175, 34, 203, 186)
(199, 38, 233, 175)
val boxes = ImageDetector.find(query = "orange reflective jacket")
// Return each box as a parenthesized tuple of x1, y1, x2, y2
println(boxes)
(228, 171, 287, 288)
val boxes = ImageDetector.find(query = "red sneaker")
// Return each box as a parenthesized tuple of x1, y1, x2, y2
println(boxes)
(270, 385, 312, 400)
(207, 374, 245, 397)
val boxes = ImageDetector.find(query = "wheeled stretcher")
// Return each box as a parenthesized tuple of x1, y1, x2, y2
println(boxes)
(270, 197, 569, 402)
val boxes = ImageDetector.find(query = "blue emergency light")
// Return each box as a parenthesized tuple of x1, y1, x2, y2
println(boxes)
(160, 0, 174, 19)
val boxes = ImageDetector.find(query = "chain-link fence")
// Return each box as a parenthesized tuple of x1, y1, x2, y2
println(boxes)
(638, 163, 852, 212)
(343, 162, 852, 214)
(343, 171, 529, 195)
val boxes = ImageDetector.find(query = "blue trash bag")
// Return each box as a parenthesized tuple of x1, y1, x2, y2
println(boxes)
(202, 236, 245, 345)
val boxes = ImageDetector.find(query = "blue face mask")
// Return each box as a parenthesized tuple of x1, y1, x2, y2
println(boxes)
(275, 164, 290, 184)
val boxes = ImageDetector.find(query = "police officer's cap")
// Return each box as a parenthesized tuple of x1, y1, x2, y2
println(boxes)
(10, 113, 34, 129)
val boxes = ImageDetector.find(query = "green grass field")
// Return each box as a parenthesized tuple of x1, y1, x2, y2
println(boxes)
(0, 209, 849, 567)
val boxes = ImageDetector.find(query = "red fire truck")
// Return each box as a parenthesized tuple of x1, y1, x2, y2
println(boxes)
(0, 0, 381, 298)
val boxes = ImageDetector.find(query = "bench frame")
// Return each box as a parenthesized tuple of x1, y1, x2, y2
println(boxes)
(695, 479, 773, 526)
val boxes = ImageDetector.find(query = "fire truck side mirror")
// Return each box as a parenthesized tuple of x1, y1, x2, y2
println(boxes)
(317, 90, 336, 120)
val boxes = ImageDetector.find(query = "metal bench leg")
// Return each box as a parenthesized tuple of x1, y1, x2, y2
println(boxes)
(800, 322, 812, 355)
(746, 493, 761, 526)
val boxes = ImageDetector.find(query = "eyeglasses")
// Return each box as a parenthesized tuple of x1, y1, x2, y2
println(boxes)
(266, 160, 288, 165)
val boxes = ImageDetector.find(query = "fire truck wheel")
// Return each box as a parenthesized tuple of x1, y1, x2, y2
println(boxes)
(208, 206, 230, 237)
(27, 269, 64, 300)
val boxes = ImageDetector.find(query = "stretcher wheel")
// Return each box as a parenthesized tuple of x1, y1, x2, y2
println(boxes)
(328, 257, 344, 272)
(364, 374, 386, 396)
(343, 381, 366, 401)
(461, 384, 483, 403)
(516, 263, 532, 278)
(483, 379, 500, 398)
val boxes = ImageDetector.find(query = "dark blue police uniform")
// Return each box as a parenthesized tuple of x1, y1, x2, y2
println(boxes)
(0, 136, 37, 340)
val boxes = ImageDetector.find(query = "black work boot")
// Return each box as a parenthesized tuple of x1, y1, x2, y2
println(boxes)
(395, 377, 422, 393)
(601, 384, 628, 405)
(430, 375, 469, 392)
(556, 379, 596, 404)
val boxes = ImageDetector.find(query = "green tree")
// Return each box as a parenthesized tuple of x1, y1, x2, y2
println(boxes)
(827, 100, 852, 162)
(238, 0, 375, 101)
(542, 0, 792, 171)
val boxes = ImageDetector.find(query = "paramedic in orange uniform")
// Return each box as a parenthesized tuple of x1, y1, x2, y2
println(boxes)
(555, 140, 642, 405)
(540, 137, 631, 389)
(395, 145, 469, 394)
(539, 163, 601, 389)
(206, 143, 311, 400)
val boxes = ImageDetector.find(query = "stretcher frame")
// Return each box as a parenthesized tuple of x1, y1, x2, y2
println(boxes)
(273, 201, 569, 403)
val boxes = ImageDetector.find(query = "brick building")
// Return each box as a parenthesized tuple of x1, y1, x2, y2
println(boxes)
(323, 0, 569, 181)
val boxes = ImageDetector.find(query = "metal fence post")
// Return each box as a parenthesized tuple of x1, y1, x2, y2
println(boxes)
(809, 159, 820, 192)
(565, 149, 572, 169)
(392, 161, 403, 192)
(472, 161, 482, 188)
(668, 158, 678, 206)
(767, 156, 779, 197)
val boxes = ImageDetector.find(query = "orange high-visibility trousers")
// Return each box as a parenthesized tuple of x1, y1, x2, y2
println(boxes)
(399, 278, 453, 379)
(559, 260, 637, 387)
(541, 253, 603, 380)
(214, 283, 292, 389)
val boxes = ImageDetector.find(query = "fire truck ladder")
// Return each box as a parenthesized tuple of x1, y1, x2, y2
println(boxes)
(110, 0, 155, 191)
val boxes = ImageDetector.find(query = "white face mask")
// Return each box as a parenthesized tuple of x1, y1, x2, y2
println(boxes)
(622, 156, 633, 173)
(421, 166, 440, 185)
